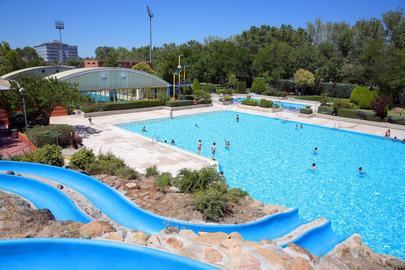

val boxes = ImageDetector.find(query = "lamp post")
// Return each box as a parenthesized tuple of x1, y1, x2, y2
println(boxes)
(177, 55, 182, 98)
(146, 6, 154, 64)
(9, 80, 28, 130)
(172, 72, 177, 99)
(55, 21, 64, 66)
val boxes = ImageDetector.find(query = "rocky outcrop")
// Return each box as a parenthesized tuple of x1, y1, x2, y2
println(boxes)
(96, 175, 287, 224)
(0, 191, 113, 239)
(1, 190, 404, 270)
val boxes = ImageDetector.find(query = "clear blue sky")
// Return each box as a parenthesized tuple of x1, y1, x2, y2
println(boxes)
(0, 0, 403, 57)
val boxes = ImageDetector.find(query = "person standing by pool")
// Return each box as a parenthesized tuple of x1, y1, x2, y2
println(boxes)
(211, 142, 216, 160)
(197, 139, 202, 155)
(236, 114, 240, 122)
(88, 117, 92, 125)
(385, 129, 391, 138)
(171, 139, 175, 145)
(225, 139, 231, 149)
(142, 126, 147, 132)
(313, 147, 318, 154)
(358, 167, 365, 175)
(170, 110, 174, 119)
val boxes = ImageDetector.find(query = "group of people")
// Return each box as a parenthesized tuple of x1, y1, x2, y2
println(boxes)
(196, 140, 230, 160)
(385, 129, 405, 142)
(310, 147, 365, 175)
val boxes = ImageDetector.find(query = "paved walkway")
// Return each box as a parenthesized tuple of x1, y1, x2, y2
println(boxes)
(51, 104, 405, 174)
(0, 137, 31, 158)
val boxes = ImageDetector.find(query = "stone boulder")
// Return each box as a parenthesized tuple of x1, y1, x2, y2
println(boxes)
(79, 221, 114, 237)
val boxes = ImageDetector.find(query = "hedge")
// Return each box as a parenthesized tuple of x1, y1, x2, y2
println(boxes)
(241, 99, 258, 106)
(26, 124, 74, 147)
(277, 80, 355, 98)
(82, 100, 164, 112)
(299, 108, 313, 114)
(320, 82, 356, 98)
(337, 108, 381, 122)
(259, 99, 272, 108)
(388, 115, 405, 125)
(350, 86, 378, 109)
(317, 106, 334, 115)
(166, 100, 194, 107)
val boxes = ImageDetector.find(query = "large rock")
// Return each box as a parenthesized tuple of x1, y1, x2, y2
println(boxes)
(204, 247, 223, 264)
(125, 231, 149, 245)
(196, 232, 229, 245)
(104, 231, 124, 242)
(79, 221, 114, 237)
(227, 253, 261, 270)
(257, 248, 289, 269)
(166, 237, 184, 249)
(289, 257, 312, 270)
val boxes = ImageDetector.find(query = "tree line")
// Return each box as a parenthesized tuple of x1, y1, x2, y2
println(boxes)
(0, 9, 404, 103)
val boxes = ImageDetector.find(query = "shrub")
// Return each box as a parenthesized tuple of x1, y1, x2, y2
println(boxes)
(192, 79, 200, 91)
(166, 100, 194, 107)
(174, 167, 224, 193)
(318, 106, 334, 115)
(216, 88, 233, 95)
(69, 148, 96, 170)
(224, 96, 233, 102)
(115, 166, 139, 180)
(13, 145, 64, 166)
(241, 99, 258, 106)
(26, 124, 74, 147)
(372, 96, 390, 120)
(320, 82, 356, 98)
(350, 86, 378, 109)
(299, 108, 313, 114)
(259, 99, 273, 108)
(263, 88, 287, 97)
(332, 99, 356, 113)
(294, 68, 315, 88)
(81, 100, 163, 113)
(202, 83, 216, 93)
(234, 81, 247, 93)
(193, 89, 211, 99)
(251, 77, 266, 94)
(337, 109, 381, 122)
(225, 188, 248, 203)
(146, 165, 159, 177)
(193, 188, 229, 222)
(155, 172, 172, 192)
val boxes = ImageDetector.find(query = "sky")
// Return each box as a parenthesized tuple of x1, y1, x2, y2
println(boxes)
(0, 0, 403, 57)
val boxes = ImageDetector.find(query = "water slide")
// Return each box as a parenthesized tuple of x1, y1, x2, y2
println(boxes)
(0, 161, 344, 255)
(0, 161, 304, 239)
(0, 238, 218, 270)
(285, 221, 346, 256)
(0, 174, 91, 223)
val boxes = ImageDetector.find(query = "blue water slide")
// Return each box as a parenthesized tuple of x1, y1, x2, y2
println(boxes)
(0, 174, 91, 223)
(0, 161, 304, 241)
(283, 220, 346, 256)
(0, 238, 218, 270)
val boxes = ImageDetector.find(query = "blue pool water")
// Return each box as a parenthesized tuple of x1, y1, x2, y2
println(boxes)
(233, 97, 306, 110)
(118, 111, 405, 258)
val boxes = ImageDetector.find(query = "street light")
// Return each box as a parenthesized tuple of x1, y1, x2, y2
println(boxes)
(172, 72, 177, 99)
(55, 21, 65, 65)
(177, 55, 183, 98)
(146, 6, 154, 64)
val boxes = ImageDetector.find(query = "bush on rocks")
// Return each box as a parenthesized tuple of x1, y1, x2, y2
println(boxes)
(174, 167, 223, 193)
(193, 188, 229, 222)
(69, 148, 96, 170)
(241, 99, 258, 106)
(145, 165, 159, 177)
(154, 172, 172, 192)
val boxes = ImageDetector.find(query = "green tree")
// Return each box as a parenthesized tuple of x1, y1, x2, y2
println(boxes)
(251, 77, 266, 93)
(294, 68, 315, 88)
(0, 77, 82, 126)
(132, 61, 155, 74)
(192, 79, 200, 91)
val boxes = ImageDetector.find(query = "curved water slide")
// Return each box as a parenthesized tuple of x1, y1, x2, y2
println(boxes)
(0, 161, 344, 255)
(0, 174, 91, 223)
(0, 161, 304, 240)
(0, 238, 218, 270)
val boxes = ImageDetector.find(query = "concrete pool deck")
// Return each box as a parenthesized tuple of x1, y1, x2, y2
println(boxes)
(51, 104, 405, 174)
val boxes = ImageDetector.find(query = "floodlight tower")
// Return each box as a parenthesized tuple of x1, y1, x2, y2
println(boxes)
(55, 21, 65, 65)
(146, 5, 154, 64)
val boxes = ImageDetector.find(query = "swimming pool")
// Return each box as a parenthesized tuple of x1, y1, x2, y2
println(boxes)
(233, 97, 307, 110)
(118, 111, 405, 258)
